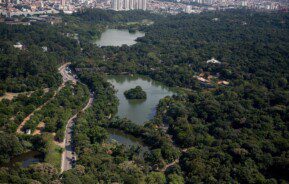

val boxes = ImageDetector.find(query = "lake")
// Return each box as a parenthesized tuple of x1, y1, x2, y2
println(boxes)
(95, 29, 145, 47)
(1, 151, 43, 168)
(108, 128, 149, 154)
(107, 75, 175, 125)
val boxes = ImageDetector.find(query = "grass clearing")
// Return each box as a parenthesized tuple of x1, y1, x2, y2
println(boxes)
(43, 133, 63, 171)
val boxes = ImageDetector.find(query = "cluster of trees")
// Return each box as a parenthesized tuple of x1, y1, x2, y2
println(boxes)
(0, 23, 81, 60)
(0, 14, 87, 183)
(0, 162, 60, 183)
(0, 131, 48, 164)
(153, 85, 289, 182)
(124, 86, 147, 99)
(0, 132, 24, 164)
(23, 83, 89, 141)
(0, 42, 61, 93)
(0, 133, 64, 183)
(0, 22, 83, 93)
(0, 89, 54, 132)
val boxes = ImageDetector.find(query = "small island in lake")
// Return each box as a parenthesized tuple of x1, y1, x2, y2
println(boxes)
(124, 86, 147, 99)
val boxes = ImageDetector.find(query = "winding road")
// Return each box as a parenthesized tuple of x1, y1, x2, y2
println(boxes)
(60, 81, 94, 172)
(61, 93, 94, 172)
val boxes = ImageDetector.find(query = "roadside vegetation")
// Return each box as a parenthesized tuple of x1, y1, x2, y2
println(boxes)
(43, 134, 63, 171)
(0, 89, 55, 132)
(23, 83, 89, 141)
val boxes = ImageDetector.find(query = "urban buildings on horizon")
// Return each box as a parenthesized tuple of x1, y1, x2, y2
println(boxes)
(0, 0, 288, 18)
(112, 0, 147, 11)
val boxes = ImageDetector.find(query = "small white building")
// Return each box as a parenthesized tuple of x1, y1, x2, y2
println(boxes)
(184, 5, 192, 13)
(42, 46, 48, 52)
(13, 42, 23, 50)
(26, 129, 31, 135)
(206, 58, 221, 64)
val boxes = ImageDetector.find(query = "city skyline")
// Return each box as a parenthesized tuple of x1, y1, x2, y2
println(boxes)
(0, 0, 288, 18)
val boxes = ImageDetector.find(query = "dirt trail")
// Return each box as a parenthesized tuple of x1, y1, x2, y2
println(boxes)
(16, 63, 71, 134)
(160, 159, 179, 172)
(32, 122, 45, 135)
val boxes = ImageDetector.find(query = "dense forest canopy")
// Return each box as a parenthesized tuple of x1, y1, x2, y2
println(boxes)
(70, 9, 289, 183)
(0, 9, 288, 184)
(0, 22, 82, 93)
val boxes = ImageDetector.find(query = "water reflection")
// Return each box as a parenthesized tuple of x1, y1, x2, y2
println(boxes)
(127, 99, 146, 105)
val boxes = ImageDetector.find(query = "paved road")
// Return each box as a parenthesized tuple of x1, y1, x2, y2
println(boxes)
(60, 74, 94, 174)
(61, 94, 93, 172)
(61, 113, 77, 172)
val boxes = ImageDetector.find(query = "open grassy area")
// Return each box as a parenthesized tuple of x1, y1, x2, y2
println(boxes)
(43, 134, 63, 171)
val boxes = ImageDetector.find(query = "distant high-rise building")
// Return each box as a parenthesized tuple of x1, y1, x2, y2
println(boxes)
(61, 0, 66, 6)
(129, 0, 134, 10)
(111, 0, 146, 11)
(137, 0, 144, 9)
(112, 0, 118, 10)
(185, 5, 192, 13)
(124, 0, 129, 10)
(141, 0, 146, 10)
(136, 0, 140, 9)
(40, 1, 44, 8)
(117, 0, 122, 10)
(241, 0, 248, 6)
